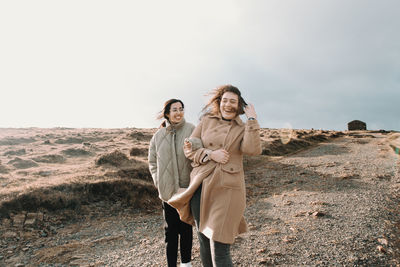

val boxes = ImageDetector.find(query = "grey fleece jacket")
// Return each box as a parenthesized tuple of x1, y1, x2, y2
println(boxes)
(148, 119, 195, 202)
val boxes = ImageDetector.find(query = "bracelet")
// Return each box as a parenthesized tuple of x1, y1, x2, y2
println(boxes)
(248, 117, 255, 121)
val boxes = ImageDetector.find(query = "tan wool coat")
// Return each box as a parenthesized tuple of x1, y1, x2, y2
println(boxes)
(168, 114, 262, 244)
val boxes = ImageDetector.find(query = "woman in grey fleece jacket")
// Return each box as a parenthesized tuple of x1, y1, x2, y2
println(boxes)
(148, 99, 194, 267)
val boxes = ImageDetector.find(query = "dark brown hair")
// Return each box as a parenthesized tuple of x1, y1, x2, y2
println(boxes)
(157, 99, 184, 127)
(201, 84, 247, 117)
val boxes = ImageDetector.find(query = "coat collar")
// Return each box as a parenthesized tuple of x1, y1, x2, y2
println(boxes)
(166, 118, 186, 132)
(208, 113, 244, 126)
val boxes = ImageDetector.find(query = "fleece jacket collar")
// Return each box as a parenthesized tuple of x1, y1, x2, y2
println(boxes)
(166, 118, 186, 132)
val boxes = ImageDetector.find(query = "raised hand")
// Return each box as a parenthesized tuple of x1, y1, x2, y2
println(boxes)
(244, 103, 257, 120)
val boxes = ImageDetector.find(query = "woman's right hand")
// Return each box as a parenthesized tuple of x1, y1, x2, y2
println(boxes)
(210, 149, 230, 164)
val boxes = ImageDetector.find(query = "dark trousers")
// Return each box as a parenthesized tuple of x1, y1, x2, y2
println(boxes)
(163, 202, 193, 267)
(190, 185, 233, 267)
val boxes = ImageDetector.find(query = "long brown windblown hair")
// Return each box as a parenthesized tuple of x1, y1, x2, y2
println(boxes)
(201, 84, 247, 117)
(157, 99, 184, 128)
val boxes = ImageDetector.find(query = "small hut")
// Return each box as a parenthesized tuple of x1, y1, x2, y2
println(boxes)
(348, 120, 367, 131)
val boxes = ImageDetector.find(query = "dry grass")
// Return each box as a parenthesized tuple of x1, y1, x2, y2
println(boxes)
(0, 177, 158, 218)
(130, 147, 148, 156)
(31, 154, 66, 164)
(259, 129, 344, 156)
(0, 127, 394, 221)
(95, 150, 131, 167)
(0, 128, 157, 220)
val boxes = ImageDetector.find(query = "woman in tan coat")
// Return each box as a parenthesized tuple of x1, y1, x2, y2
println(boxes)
(169, 85, 262, 266)
(148, 99, 194, 267)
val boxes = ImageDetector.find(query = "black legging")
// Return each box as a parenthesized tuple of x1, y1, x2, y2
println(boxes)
(163, 202, 193, 267)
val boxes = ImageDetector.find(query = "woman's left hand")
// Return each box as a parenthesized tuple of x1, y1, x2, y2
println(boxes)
(184, 138, 192, 153)
(244, 103, 257, 120)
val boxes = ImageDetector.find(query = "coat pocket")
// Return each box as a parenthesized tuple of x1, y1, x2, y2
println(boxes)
(220, 165, 242, 189)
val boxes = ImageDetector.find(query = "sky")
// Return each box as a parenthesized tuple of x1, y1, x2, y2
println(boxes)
(1, 0, 399, 131)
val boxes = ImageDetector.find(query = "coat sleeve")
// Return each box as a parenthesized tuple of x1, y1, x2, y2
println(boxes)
(240, 119, 262, 156)
(184, 118, 209, 165)
(186, 124, 203, 149)
(148, 135, 158, 187)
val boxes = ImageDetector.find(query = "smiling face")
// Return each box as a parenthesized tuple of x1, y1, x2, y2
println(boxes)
(220, 91, 239, 120)
(167, 101, 184, 124)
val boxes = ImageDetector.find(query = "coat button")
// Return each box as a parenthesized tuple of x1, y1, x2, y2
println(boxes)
(230, 168, 234, 171)
(250, 127, 253, 130)
(209, 142, 213, 146)
(219, 144, 222, 147)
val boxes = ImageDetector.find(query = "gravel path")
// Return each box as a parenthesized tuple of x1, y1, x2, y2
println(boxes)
(242, 133, 400, 266)
(1, 132, 399, 266)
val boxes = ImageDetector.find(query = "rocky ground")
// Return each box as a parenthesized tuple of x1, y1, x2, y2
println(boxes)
(0, 129, 399, 266)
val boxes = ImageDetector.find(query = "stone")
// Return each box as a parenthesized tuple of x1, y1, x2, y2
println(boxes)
(377, 245, 386, 253)
(24, 218, 37, 227)
(284, 200, 293, 206)
(282, 236, 296, 243)
(257, 248, 267, 254)
(3, 231, 18, 238)
(311, 211, 325, 217)
(12, 214, 26, 227)
(1, 218, 12, 227)
(37, 212, 44, 221)
(23, 212, 44, 227)
(21, 231, 37, 239)
(40, 230, 48, 237)
(378, 238, 388, 245)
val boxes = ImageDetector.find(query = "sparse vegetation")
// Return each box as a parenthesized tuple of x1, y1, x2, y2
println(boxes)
(260, 130, 344, 156)
(0, 164, 8, 174)
(116, 167, 152, 181)
(55, 137, 84, 144)
(128, 131, 152, 141)
(95, 150, 131, 167)
(0, 179, 158, 219)
(61, 148, 92, 157)
(0, 137, 36, 146)
(129, 147, 148, 157)
(32, 154, 66, 164)
(7, 157, 39, 169)
(3, 148, 26, 156)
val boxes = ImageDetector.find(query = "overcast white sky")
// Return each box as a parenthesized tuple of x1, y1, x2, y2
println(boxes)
(1, 0, 399, 130)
